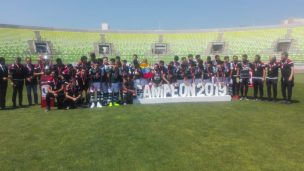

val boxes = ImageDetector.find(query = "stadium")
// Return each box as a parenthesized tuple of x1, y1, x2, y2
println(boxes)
(1, 20, 304, 64)
(0, 1, 304, 170)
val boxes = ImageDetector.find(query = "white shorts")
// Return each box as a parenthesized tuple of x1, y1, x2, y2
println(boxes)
(177, 79, 193, 85)
(90, 82, 101, 92)
(140, 78, 150, 86)
(177, 79, 184, 84)
(109, 83, 120, 93)
(194, 78, 202, 84)
(217, 77, 226, 83)
(134, 79, 141, 89)
(203, 79, 212, 84)
(102, 82, 109, 93)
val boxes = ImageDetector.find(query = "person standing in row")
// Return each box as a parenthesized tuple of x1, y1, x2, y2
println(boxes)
(251, 55, 266, 101)
(280, 52, 294, 104)
(265, 56, 280, 101)
(230, 55, 240, 99)
(88, 62, 102, 108)
(10, 57, 27, 108)
(239, 54, 251, 100)
(0, 57, 8, 110)
(25, 57, 38, 106)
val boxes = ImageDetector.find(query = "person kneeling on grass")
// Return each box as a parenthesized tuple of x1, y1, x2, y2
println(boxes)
(64, 78, 83, 109)
(122, 75, 135, 105)
(45, 71, 66, 112)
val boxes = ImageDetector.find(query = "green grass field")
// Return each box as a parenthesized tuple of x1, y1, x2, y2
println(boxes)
(0, 74, 303, 171)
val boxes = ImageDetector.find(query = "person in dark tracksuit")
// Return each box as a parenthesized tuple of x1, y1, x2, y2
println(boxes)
(230, 55, 240, 99)
(10, 57, 27, 108)
(280, 52, 294, 104)
(122, 75, 135, 105)
(203, 61, 214, 83)
(239, 54, 252, 100)
(251, 55, 266, 100)
(64, 79, 82, 109)
(0, 57, 8, 110)
(25, 57, 38, 106)
(223, 56, 231, 86)
(265, 56, 280, 101)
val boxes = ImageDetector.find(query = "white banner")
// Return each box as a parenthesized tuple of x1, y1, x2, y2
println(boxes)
(141, 82, 228, 99)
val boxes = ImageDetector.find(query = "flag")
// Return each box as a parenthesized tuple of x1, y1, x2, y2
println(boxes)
(140, 62, 152, 79)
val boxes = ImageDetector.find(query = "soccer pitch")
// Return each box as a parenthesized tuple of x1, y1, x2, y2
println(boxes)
(0, 74, 303, 171)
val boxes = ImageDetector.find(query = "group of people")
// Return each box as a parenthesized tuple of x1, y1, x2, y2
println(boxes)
(0, 51, 295, 111)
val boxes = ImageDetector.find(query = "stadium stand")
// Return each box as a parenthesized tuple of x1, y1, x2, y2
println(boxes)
(223, 28, 287, 59)
(0, 24, 303, 64)
(38, 30, 100, 63)
(0, 28, 35, 60)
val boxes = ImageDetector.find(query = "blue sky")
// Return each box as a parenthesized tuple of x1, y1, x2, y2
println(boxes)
(0, 0, 303, 30)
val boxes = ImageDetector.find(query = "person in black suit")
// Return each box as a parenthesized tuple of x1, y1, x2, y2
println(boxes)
(0, 57, 8, 110)
(10, 57, 26, 108)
